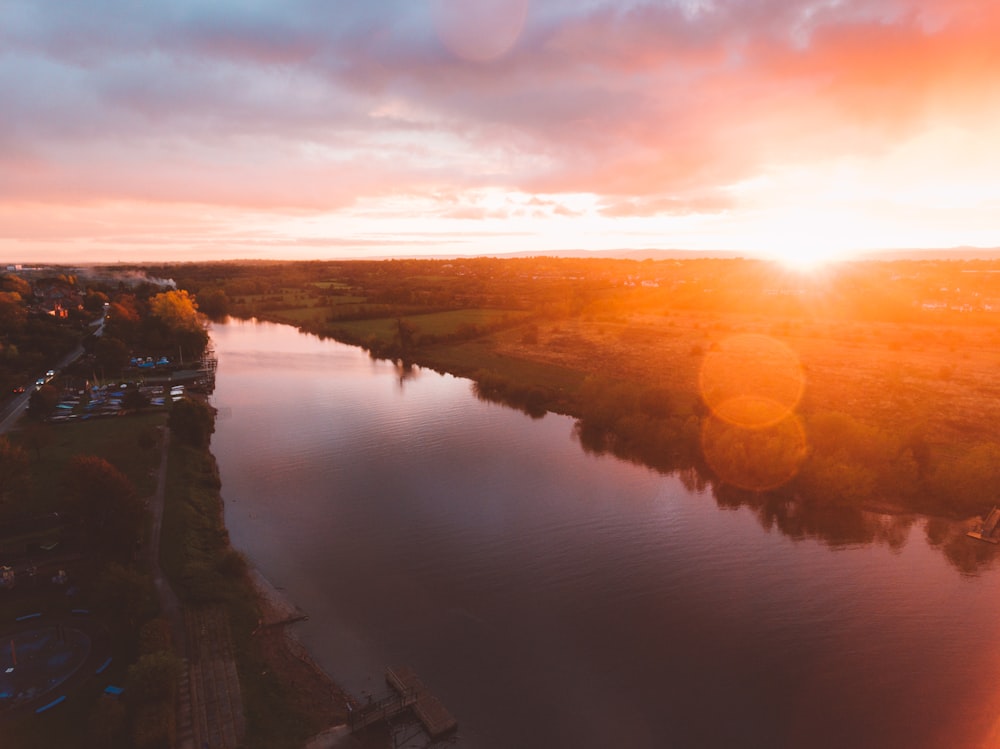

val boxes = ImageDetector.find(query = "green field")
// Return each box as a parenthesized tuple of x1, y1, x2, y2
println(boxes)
(10, 412, 167, 515)
(332, 308, 527, 343)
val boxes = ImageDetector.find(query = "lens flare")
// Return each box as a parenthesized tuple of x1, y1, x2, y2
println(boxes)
(698, 334, 804, 428)
(431, 0, 529, 63)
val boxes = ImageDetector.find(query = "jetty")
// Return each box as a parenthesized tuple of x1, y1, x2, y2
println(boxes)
(967, 506, 1000, 544)
(348, 666, 457, 739)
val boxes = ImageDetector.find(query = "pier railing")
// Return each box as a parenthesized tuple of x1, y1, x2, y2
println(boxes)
(348, 688, 418, 732)
(348, 666, 458, 739)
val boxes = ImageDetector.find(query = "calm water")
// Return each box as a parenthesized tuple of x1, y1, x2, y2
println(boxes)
(210, 319, 1000, 749)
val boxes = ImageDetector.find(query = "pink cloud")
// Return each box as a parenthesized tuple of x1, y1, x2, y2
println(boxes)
(1, 0, 999, 256)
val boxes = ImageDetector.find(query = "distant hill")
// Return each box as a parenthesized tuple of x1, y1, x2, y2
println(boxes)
(492, 248, 746, 260)
(857, 247, 1000, 261)
(500, 247, 1000, 262)
(391, 247, 1000, 262)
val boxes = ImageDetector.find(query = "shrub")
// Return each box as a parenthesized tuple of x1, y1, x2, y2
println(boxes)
(127, 651, 183, 704)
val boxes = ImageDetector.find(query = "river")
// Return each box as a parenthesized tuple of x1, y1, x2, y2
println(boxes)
(210, 318, 1000, 749)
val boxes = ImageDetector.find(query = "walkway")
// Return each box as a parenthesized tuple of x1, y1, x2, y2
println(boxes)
(146, 427, 246, 748)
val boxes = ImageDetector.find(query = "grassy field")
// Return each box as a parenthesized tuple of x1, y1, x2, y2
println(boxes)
(332, 308, 528, 342)
(10, 412, 167, 515)
(2, 412, 165, 748)
(482, 309, 1000, 451)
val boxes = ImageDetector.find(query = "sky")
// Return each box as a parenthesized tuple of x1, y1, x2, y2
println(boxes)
(1, 0, 999, 266)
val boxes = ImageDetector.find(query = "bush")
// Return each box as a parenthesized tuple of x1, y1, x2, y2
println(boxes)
(216, 548, 249, 579)
(127, 651, 183, 704)
(131, 699, 176, 749)
(139, 618, 173, 655)
(87, 694, 127, 748)
(169, 397, 216, 448)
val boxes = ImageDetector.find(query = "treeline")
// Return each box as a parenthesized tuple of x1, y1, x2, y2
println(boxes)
(0, 273, 85, 394)
(105, 257, 1000, 569)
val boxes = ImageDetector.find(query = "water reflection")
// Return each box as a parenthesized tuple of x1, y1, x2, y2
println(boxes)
(569, 387, 997, 574)
(210, 319, 1000, 749)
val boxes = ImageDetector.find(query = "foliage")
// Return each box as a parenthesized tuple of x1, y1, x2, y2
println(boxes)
(928, 442, 1000, 515)
(28, 383, 59, 418)
(138, 618, 173, 655)
(130, 699, 176, 749)
(92, 562, 155, 630)
(169, 397, 215, 448)
(123, 384, 151, 411)
(63, 455, 144, 559)
(86, 694, 128, 749)
(195, 287, 230, 319)
(162, 443, 230, 603)
(94, 335, 130, 373)
(471, 369, 549, 418)
(149, 289, 201, 333)
(127, 650, 183, 704)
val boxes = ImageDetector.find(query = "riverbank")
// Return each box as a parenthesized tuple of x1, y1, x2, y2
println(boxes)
(161, 412, 374, 748)
(248, 569, 353, 730)
(247, 569, 395, 749)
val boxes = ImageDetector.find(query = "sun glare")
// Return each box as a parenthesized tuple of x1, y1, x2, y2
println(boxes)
(767, 248, 843, 273)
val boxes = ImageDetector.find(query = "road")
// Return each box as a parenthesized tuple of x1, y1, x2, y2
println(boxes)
(0, 315, 103, 436)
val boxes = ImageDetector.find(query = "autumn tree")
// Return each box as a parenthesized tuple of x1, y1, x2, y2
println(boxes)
(28, 383, 59, 418)
(149, 289, 208, 358)
(150, 289, 200, 332)
(0, 273, 31, 297)
(104, 297, 142, 344)
(64, 455, 144, 559)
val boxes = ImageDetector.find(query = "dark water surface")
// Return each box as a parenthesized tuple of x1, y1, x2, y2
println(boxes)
(210, 319, 1000, 749)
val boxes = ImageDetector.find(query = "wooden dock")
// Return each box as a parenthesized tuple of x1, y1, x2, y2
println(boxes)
(967, 506, 1000, 544)
(386, 666, 458, 738)
(347, 687, 418, 733)
(347, 666, 457, 739)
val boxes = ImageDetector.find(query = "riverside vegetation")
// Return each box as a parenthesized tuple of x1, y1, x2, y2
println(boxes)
(0, 271, 342, 749)
(146, 256, 1000, 573)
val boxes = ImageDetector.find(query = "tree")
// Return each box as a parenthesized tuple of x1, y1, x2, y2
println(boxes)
(0, 291, 26, 335)
(104, 297, 142, 343)
(169, 397, 215, 448)
(128, 651, 183, 703)
(84, 289, 110, 312)
(0, 273, 31, 297)
(86, 694, 127, 749)
(92, 562, 152, 628)
(63, 455, 143, 559)
(395, 317, 417, 352)
(195, 288, 229, 320)
(94, 335, 130, 374)
(122, 384, 150, 411)
(28, 383, 59, 419)
(149, 289, 201, 333)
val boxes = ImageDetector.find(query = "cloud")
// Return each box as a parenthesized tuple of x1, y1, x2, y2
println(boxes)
(1, 0, 998, 260)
